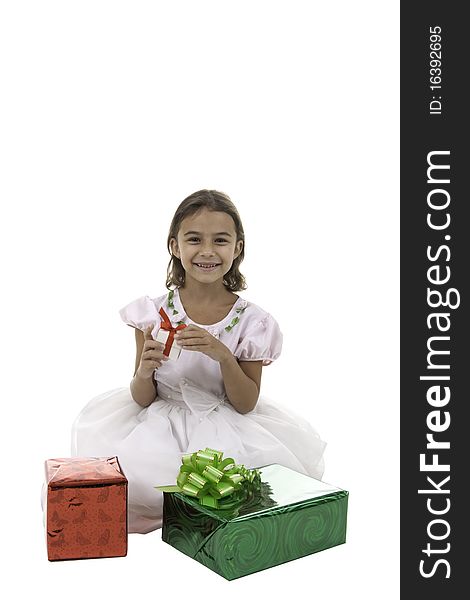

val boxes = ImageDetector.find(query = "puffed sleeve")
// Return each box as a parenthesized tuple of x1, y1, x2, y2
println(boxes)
(234, 313, 283, 366)
(118, 296, 158, 331)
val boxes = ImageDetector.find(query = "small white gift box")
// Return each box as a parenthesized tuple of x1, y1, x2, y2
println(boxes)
(156, 327, 183, 360)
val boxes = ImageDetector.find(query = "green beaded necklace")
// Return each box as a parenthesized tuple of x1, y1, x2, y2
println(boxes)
(167, 289, 247, 332)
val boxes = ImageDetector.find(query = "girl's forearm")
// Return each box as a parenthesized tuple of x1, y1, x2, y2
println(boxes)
(219, 354, 259, 414)
(130, 372, 157, 407)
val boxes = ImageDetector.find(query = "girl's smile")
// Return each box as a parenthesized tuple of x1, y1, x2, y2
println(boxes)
(193, 262, 221, 272)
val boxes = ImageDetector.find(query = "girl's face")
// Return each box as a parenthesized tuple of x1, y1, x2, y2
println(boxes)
(170, 208, 243, 287)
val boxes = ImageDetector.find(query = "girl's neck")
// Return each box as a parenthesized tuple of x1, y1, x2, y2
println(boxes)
(179, 278, 235, 306)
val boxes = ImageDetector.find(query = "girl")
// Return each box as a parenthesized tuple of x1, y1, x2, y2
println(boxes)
(71, 189, 326, 534)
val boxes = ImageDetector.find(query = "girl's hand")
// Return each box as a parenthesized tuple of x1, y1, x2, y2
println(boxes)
(174, 325, 232, 363)
(136, 325, 169, 379)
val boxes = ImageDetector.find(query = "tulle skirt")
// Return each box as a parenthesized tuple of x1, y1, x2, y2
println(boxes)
(70, 383, 326, 534)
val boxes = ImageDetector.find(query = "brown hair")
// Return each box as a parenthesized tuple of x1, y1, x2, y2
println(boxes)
(166, 189, 247, 291)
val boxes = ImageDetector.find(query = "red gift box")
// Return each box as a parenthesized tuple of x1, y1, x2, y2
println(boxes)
(44, 456, 128, 561)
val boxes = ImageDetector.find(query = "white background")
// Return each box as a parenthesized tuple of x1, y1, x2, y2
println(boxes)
(1, 1, 399, 598)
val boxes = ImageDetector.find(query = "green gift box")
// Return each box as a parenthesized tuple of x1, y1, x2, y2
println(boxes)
(161, 463, 348, 580)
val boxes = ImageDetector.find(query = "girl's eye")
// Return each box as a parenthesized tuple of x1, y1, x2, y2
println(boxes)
(187, 237, 228, 244)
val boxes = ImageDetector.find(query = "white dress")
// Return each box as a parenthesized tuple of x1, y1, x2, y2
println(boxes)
(70, 288, 326, 534)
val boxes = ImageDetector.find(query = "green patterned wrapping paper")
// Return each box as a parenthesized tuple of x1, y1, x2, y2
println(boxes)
(161, 463, 348, 580)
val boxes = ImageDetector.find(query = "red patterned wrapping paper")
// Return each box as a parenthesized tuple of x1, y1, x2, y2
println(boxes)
(44, 456, 128, 561)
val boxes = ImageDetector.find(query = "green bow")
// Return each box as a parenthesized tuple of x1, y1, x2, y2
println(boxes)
(155, 447, 261, 509)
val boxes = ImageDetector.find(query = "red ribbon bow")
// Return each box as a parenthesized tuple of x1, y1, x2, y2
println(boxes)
(158, 307, 187, 357)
